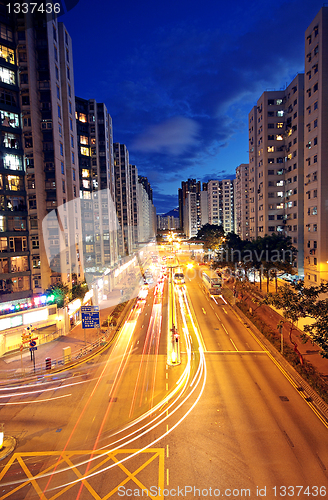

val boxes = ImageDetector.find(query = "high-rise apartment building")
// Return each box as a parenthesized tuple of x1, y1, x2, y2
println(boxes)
(113, 143, 133, 257)
(303, 7, 328, 285)
(184, 192, 198, 239)
(178, 178, 201, 234)
(207, 179, 234, 233)
(138, 176, 156, 243)
(75, 97, 118, 276)
(129, 164, 139, 249)
(235, 164, 249, 239)
(200, 183, 209, 227)
(248, 74, 304, 274)
(0, 8, 84, 298)
(0, 7, 30, 300)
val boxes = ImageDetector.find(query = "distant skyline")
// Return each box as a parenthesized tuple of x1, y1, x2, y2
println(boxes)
(62, 0, 325, 212)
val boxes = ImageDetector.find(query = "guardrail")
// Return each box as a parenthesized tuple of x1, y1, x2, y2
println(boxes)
(0, 329, 113, 382)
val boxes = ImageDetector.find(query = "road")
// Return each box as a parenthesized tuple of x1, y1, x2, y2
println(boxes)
(0, 254, 327, 499)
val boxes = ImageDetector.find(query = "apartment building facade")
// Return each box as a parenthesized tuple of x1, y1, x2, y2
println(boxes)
(303, 7, 328, 285)
(184, 191, 198, 239)
(248, 74, 304, 274)
(207, 179, 235, 234)
(113, 143, 133, 257)
(234, 164, 249, 240)
(0, 6, 30, 300)
(178, 178, 201, 234)
(75, 97, 118, 277)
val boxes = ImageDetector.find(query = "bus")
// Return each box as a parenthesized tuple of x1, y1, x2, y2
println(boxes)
(202, 270, 222, 295)
(173, 269, 185, 284)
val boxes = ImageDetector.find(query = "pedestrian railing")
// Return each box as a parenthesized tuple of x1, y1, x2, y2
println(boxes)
(0, 329, 113, 382)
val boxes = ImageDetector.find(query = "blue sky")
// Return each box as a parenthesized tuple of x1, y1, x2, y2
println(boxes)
(62, 0, 324, 213)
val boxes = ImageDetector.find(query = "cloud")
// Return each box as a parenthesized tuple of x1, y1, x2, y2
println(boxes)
(132, 116, 200, 155)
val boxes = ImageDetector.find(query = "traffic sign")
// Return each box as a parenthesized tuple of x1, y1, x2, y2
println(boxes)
(81, 306, 99, 312)
(29, 347, 37, 351)
(82, 310, 100, 329)
(29, 340, 37, 347)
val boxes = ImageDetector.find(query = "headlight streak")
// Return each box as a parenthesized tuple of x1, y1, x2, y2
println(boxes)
(0, 345, 204, 491)
(0, 378, 95, 400)
(1, 281, 208, 493)
(0, 393, 71, 405)
(41, 313, 138, 497)
(16, 348, 207, 494)
(56, 349, 207, 491)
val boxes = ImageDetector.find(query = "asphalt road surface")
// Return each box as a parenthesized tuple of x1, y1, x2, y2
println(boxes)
(0, 255, 327, 499)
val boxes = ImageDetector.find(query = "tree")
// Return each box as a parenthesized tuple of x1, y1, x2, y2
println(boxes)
(194, 223, 225, 252)
(265, 281, 328, 359)
(46, 283, 69, 308)
(71, 280, 88, 300)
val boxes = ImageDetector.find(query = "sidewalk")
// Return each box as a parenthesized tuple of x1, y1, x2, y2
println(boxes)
(222, 282, 328, 378)
(0, 293, 127, 380)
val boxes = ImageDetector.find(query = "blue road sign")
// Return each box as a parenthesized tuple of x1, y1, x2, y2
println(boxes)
(82, 311, 100, 329)
(30, 340, 37, 347)
(81, 306, 99, 312)
(29, 347, 37, 351)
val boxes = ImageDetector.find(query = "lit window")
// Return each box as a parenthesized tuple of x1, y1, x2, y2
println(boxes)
(80, 136, 89, 145)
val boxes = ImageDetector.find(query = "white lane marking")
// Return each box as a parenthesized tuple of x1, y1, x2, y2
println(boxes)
(222, 307, 228, 315)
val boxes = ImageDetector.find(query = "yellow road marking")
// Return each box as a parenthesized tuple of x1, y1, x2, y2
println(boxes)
(230, 338, 238, 351)
(0, 449, 165, 500)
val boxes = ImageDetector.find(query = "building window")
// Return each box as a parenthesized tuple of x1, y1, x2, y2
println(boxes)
(60, 142, 63, 156)
(57, 105, 61, 119)
(314, 119, 318, 128)
(72, 152, 75, 164)
(54, 46, 58, 61)
(314, 155, 317, 163)
(73, 169, 76, 181)
(71, 135, 74, 148)
(67, 67, 70, 80)
(70, 118, 73, 131)
(61, 162, 64, 174)
(56, 86, 60, 99)
(31, 235, 39, 249)
(69, 101, 72, 114)
(62, 180, 65, 193)
(28, 195, 36, 209)
(55, 65, 59, 80)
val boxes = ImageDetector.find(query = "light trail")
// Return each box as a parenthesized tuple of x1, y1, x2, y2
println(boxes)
(0, 378, 94, 399)
(1, 274, 207, 494)
(0, 393, 71, 405)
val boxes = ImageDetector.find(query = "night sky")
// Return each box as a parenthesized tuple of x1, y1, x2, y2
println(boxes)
(62, 0, 324, 213)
